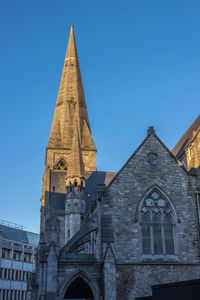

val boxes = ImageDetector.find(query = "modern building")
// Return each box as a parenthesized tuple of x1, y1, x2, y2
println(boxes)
(31, 25, 200, 300)
(0, 220, 39, 300)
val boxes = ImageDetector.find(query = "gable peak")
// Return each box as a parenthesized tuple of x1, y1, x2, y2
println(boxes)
(147, 126, 155, 136)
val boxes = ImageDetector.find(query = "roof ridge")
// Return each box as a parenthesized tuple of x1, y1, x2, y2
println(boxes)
(172, 115, 200, 157)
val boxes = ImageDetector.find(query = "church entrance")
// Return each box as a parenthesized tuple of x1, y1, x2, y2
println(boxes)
(64, 276, 94, 300)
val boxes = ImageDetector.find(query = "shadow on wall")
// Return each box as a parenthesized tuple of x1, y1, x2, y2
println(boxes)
(136, 279, 200, 300)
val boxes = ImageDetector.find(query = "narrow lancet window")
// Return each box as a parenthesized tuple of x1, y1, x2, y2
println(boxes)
(141, 214, 151, 254)
(164, 215, 175, 255)
(153, 214, 163, 255)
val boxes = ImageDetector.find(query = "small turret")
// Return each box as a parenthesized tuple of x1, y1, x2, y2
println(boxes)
(65, 124, 86, 243)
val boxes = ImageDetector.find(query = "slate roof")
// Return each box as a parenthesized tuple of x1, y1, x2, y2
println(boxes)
(49, 171, 117, 211)
(85, 171, 117, 208)
(172, 115, 200, 160)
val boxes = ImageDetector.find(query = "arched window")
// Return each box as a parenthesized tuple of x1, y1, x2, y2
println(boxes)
(54, 158, 68, 170)
(140, 188, 175, 256)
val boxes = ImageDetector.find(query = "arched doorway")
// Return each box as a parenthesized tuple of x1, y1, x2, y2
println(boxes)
(64, 276, 94, 299)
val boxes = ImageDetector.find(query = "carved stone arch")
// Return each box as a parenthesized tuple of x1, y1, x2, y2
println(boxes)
(54, 157, 68, 170)
(135, 185, 177, 223)
(59, 268, 100, 300)
(66, 178, 72, 186)
(73, 178, 77, 185)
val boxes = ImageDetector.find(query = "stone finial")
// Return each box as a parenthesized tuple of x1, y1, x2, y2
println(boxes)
(147, 126, 155, 136)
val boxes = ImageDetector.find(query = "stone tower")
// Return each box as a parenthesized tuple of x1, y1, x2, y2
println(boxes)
(40, 25, 96, 233)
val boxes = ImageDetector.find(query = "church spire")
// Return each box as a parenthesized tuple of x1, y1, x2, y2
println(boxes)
(48, 25, 96, 151)
(66, 122, 85, 184)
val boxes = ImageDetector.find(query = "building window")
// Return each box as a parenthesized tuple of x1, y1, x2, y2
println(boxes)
(16, 270, 19, 281)
(27, 272, 31, 281)
(2, 289, 5, 300)
(12, 270, 15, 280)
(4, 269, 8, 280)
(140, 188, 176, 256)
(8, 269, 11, 280)
(19, 270, 22, 281)
(24, 253, 31, 262)
(13, 251, 21, 261)
(23, 271, 26, 281)
(54, 158, 68, 170)
(196, 191, 200, 225)
(2, 249, 10, 259)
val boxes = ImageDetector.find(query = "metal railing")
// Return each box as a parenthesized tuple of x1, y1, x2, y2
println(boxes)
(0, 219, 23, 230)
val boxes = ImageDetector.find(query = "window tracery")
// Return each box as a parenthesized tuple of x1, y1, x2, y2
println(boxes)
(54, 158, 68, 170)
(140, 188, 175, 256)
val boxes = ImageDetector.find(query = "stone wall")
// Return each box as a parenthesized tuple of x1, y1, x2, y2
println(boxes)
(116, 264, 200, 300)
(186, 131, 200, 170)
(104, 133, 200, 264)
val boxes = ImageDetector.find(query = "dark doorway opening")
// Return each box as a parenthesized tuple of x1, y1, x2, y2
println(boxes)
(64, 276, 94, 299)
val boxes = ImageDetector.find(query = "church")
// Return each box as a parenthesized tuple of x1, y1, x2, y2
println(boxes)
(30, 25, 200, 300)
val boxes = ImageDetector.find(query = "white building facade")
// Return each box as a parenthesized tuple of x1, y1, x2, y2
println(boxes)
(0, 221, 39, 300)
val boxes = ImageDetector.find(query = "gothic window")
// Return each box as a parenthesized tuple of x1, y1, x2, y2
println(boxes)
(140, 188, 175, 256)
(54, 158, 67, 170)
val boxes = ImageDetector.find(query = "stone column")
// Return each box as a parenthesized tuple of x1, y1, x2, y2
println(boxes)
(46, 245, 58, 298)
(103, 243, 116, 300)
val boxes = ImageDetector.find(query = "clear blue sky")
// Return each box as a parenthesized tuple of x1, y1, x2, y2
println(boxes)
(0, 0, 200, 233)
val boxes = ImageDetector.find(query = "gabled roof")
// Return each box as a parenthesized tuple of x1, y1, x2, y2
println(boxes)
(172, 115, 200, 160)
(106, 127, 188, 189)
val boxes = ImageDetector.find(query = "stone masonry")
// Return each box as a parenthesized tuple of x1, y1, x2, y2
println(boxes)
(30, 26, 200, 300)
